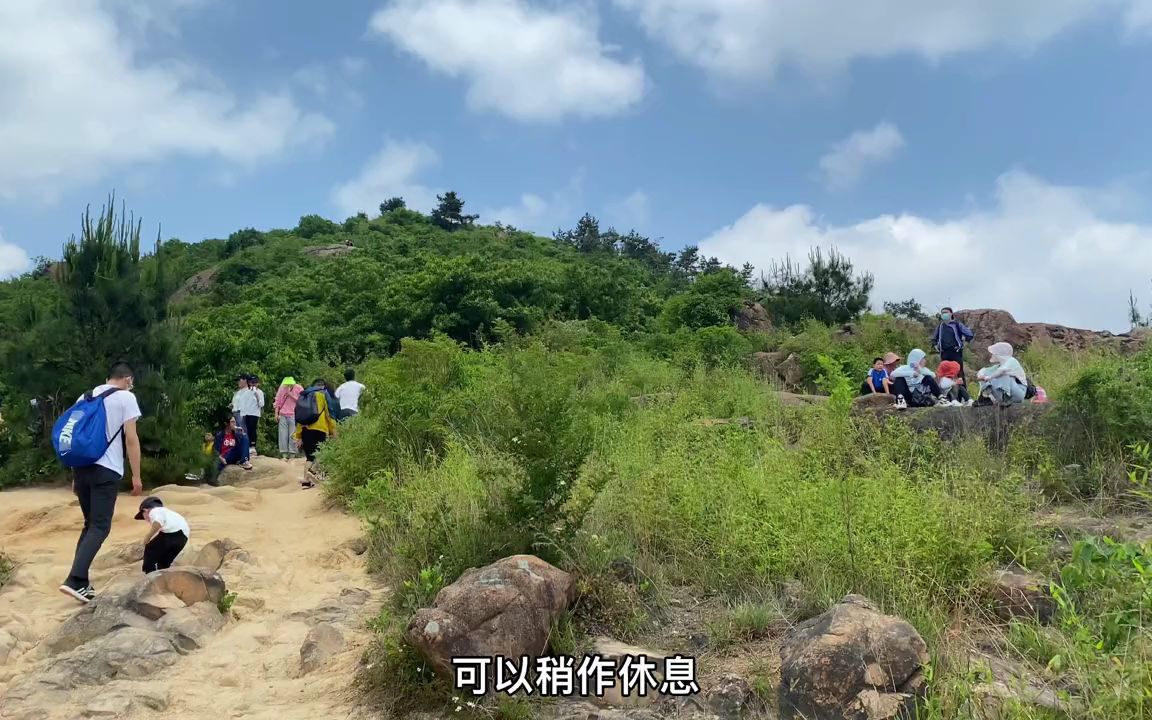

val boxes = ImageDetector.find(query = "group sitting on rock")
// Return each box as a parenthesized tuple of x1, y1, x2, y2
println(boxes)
(860, 307, 1043, 409)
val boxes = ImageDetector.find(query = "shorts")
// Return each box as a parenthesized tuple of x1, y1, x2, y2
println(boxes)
(301, 429, 327, 462)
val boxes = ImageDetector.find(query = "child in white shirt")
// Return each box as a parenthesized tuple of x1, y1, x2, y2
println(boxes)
(134, 497, 190, 573)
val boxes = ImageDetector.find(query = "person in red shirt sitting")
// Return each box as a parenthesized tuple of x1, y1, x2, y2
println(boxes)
(213, 416, 253, 471)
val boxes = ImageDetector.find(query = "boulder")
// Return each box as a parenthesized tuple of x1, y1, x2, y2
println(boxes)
(590, 638, 667, 708)
(705, 674, 756, 718)
(16, 627, 181, 694)
(91, 541, 145, 570)
(955, 309, 1145, 367)
(299, 623, 346, 676)
(851, 395, 1050, 449)
(750, 352, 805, 392)
(967, 652, 1080, 718)
(984, 568, 1054, 624)
(779, 595, 929, 720)
(155, 602, 229, 650)
(192, 538, 243, 571)
(38, 583, 154, 656)
(734, 301, 772, 334)
(405, 555, 576, 677)
(130, 567, 226, 621)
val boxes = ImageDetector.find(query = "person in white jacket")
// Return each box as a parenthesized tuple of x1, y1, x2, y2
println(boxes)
(889, 349, 945, 407)
(977, 342, 1028, 406)
(231, 375, 264, 455)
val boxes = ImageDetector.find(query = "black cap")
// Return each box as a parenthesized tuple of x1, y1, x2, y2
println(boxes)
(134, 496, 163, 520)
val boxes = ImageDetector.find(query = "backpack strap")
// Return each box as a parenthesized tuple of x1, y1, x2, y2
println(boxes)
(94, 387, 125, 452)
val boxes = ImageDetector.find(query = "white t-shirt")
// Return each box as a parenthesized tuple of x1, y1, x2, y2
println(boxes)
(148, 507, 190, 537)
(335, 381, 365, 412)
(232, 388, 262, 417)
(77, 385, 142, 477)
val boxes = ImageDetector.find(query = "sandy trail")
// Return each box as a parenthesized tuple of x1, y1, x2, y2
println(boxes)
(0, 457, 386, 720)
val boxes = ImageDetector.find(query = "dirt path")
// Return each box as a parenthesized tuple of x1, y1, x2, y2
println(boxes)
(0, 457, 386, 720)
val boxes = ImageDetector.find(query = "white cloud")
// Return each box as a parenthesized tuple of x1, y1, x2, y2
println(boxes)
(369, 0, 647, 121)
(482, 174, 585, 234)
(818, 122, 905, 191)
(698, 170, 1152, 332)
(614, 0, 1152, 82)
(605, 190, 651, 230)
(0, 0, 333, 201)
(330, 140, 441, 217)
(0, 229, 32, 279)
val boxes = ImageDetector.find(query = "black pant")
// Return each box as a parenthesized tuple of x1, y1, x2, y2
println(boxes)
(940, 348, 966, 385)
(143, 531, 188, 573)
(301, 428, 327, 462)
(890, 376, 942, 407)
(67, 465, 121, 586)
(243, 415, 259, 447)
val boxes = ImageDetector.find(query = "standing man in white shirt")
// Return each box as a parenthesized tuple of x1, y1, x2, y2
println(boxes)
(59, 362, 143, 603)
(334, 368, 366, 421)
(232, 374, 264, 456)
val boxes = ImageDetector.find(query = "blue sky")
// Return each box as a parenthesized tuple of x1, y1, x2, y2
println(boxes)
(3, 0, 1152, 331)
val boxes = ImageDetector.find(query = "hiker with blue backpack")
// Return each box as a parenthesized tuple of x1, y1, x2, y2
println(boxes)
(293, 378, 339, 489)
(52, 362, 143, 604)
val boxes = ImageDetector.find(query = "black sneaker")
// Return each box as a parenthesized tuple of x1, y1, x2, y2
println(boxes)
(59, 583, 96, 604)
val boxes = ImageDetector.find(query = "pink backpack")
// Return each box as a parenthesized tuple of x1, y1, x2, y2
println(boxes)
(1033, 386, 1048, 404)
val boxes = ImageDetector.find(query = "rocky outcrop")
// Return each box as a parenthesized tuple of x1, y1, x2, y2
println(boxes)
(303, 244, 356, 258)
(955, 309, 1145, 367)
(298, 623, 345, 676)
(734, 301, 772, 334)
(779, 594, 929, 720)
(170, 267, 220, 303)
(984, 568, 1054, 624)
(405, 555, 576, 678)
(852, 393, 1050, 448)
(750, 352, 805, 391)
(2, 569, 228, 716)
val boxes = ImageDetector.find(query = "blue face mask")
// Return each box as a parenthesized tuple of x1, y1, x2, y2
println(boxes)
(940, 312, 952, 322)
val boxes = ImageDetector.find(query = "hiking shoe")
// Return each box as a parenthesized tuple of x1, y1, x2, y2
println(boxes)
(59, 583, 96, 604)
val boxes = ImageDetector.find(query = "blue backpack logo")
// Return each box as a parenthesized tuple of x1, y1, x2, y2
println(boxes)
(51, 388, 122, 468)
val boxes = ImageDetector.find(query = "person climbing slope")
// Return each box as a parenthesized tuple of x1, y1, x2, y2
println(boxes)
(53, 362, 143, 604)
(135, 496, 190, 573)
(274, 375, 304, 460)
(294, 379, 338, 489)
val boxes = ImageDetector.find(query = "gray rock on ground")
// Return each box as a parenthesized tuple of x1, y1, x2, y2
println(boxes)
(298, 623, 346, 676)
(985, 568, 1055, 624)
(405, 554, 576, 677)
(779, 594, 929, 720)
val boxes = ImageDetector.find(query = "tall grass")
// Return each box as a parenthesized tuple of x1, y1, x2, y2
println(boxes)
(326, 322, 1152, 717)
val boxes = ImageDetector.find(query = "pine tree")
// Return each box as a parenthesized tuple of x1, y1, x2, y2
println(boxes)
(431, 192, 478, 230)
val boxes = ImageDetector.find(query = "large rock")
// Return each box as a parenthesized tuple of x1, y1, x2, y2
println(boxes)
(984, 568, 1054, 624)
(750, 352, 805, 392)
(779, 595, 929, 720)
(192, 538, 243, 571)
(955, 309, 1145, 367)
(405, 555, 576, 677)
(130, 567, 226, 621)
(298, 623, 346, 676)
(91, 541, 145, 570)
(734, 301, 772, 334)
(851, 394, 1050, 449)
(38, 582, 154, 656)
(591, 638, 667, 708)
